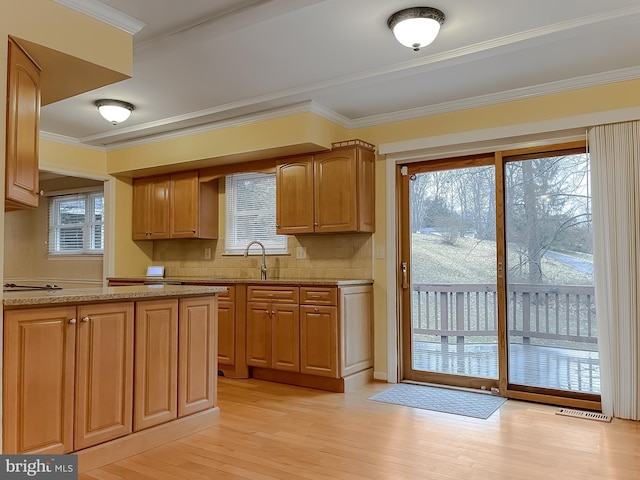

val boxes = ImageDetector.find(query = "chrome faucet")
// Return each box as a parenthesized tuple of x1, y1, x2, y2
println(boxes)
(244, 240, 267, 280)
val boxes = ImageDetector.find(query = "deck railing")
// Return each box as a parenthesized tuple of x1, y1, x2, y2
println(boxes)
(412, 283, 597, 346)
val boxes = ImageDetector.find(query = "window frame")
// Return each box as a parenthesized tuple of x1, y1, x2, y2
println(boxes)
(48, 190, 104, 255)
(224, 171, 288, 255)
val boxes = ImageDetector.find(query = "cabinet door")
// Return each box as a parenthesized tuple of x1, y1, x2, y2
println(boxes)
(314, 148, 358, 233)
(5, 38, 41, 210)
(300, 305, 338, 377)
(3, 306, 76, 454)
(132, 176, 170, 239)
(276, 156, 315, 234)
(132, 179, 150, 239)
(134, 299, 178, 431)
(170, 171, 199, 238)
(148, 176, 171, 239)
(271, 304, 300, 372)
(217, 300, 236, 366)
(246, 302, 271, 368)
(178, 296, 217, 417)
(75, 302, 134, 450)
(356, 147, 375, 232)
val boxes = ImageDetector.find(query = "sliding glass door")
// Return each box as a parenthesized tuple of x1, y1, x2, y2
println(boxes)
(504, 149, 599, 397)
(400, 144, 600, 405)
(401, 156, 500, 390)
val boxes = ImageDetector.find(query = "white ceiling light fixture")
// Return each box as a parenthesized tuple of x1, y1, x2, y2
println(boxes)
(387, 7, 445, 51)
(95, 99, 135, 125)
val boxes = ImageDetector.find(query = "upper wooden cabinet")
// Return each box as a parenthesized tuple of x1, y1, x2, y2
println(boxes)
(132, 175, 170, 240)
(5, 38, 41, 211)
(275, 155, 315, 234)
(132, 171, 218, 240)
(276, 143, 375, 234)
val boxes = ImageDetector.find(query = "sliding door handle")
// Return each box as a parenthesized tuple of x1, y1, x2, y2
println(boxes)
(401, 262, 409, 289)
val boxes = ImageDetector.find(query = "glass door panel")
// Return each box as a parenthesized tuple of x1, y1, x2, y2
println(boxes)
(504, 153, 599, 394)
(404, 162, 499, 387)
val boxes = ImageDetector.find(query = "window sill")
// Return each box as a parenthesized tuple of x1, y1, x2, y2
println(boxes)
(47, 254, 104, 261)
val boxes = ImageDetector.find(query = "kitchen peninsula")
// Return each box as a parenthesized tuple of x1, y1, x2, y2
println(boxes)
(2, 284, 225, 472)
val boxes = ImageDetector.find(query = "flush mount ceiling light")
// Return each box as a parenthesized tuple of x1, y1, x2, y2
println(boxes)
(387, 6, 445, 51)
(94, 99, 135, 125)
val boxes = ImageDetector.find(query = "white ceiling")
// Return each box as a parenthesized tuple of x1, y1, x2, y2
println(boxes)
(41, 0, 640, 148)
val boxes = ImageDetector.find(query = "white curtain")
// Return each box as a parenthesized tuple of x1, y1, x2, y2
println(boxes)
(589, 120, 640, 420)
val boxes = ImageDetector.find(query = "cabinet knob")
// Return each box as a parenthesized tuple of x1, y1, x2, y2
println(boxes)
(265, 310, 270, 315)
(82, 316, 90, 322)
(192, 229, 196, 233)
(271, 311, 275, 315)
(69, 318, 77, 324)
(314, 307, 319, 313)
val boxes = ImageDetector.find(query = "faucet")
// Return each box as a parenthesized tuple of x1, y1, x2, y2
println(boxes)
(244, 240, 267, 280)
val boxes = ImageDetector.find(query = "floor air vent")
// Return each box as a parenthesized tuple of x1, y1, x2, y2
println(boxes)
(556, 408, 611, 422)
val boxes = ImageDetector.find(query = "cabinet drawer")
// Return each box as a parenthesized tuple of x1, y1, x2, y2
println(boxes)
(300, 287, 337, 306)
(247, 286, 299, 303)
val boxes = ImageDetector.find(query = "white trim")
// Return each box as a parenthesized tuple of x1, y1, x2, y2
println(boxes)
(82, 101, 344, 150)
(373, 371, 389, 382)
(352, 66, 640, 129)
(385, 156, 398, 384)
(72, 66, 640, 150)
(40, 131, 106, 151)
(382, 106, 640, 387)
(380, 107, 640, 160)
(43, 186, 103, 197)
(53, 0, 145, 35)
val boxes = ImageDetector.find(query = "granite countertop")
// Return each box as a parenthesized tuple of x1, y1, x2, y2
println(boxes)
(3, 284, 227, 307)
(108, 276, 373, 286)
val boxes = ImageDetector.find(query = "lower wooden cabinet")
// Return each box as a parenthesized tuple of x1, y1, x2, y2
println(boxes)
(134, 299, 178, 431)
(3, 295, 217, 454)
(3, 306, 76, 454)
(300, 305, 338, 377)
(246, 286, 300, 372)
(2, 302, 135, 454)
(246, 284, 373, 391)
(74, 302, 135, 450)
(178, 296, 217, 416)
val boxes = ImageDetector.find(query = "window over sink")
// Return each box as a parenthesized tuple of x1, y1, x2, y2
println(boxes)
(225, 172, 288, 255)
(48, 191, 104, 255)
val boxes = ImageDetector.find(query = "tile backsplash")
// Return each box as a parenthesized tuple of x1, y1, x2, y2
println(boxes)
(153, 234, 373, 280)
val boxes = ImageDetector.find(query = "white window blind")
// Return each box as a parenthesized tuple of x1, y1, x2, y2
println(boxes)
(225, 172, 288, 254)
(48, 192, 104, 255)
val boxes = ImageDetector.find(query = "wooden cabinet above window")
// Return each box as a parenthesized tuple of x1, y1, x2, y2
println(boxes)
(132, 171, 218, 240)
(275, 142, 375, 234)
(5, 38, 41, 211)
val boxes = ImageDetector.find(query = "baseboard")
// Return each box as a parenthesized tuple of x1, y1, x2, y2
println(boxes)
(77, 407, 219, 473)
(374, 371, 389, 381)
(250, 367, 374, 393)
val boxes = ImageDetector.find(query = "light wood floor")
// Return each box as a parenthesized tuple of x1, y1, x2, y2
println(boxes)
(80, 378, 640, 480)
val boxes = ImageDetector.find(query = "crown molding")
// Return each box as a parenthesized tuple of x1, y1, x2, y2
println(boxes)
(53, 0, 146, 35)
(97, 101, 342, 151)
(40, 131, 106, 151)
(351, 66, 640, 128)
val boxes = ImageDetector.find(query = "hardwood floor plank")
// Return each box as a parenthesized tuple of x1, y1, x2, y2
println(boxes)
(80, 378, 640, 480)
